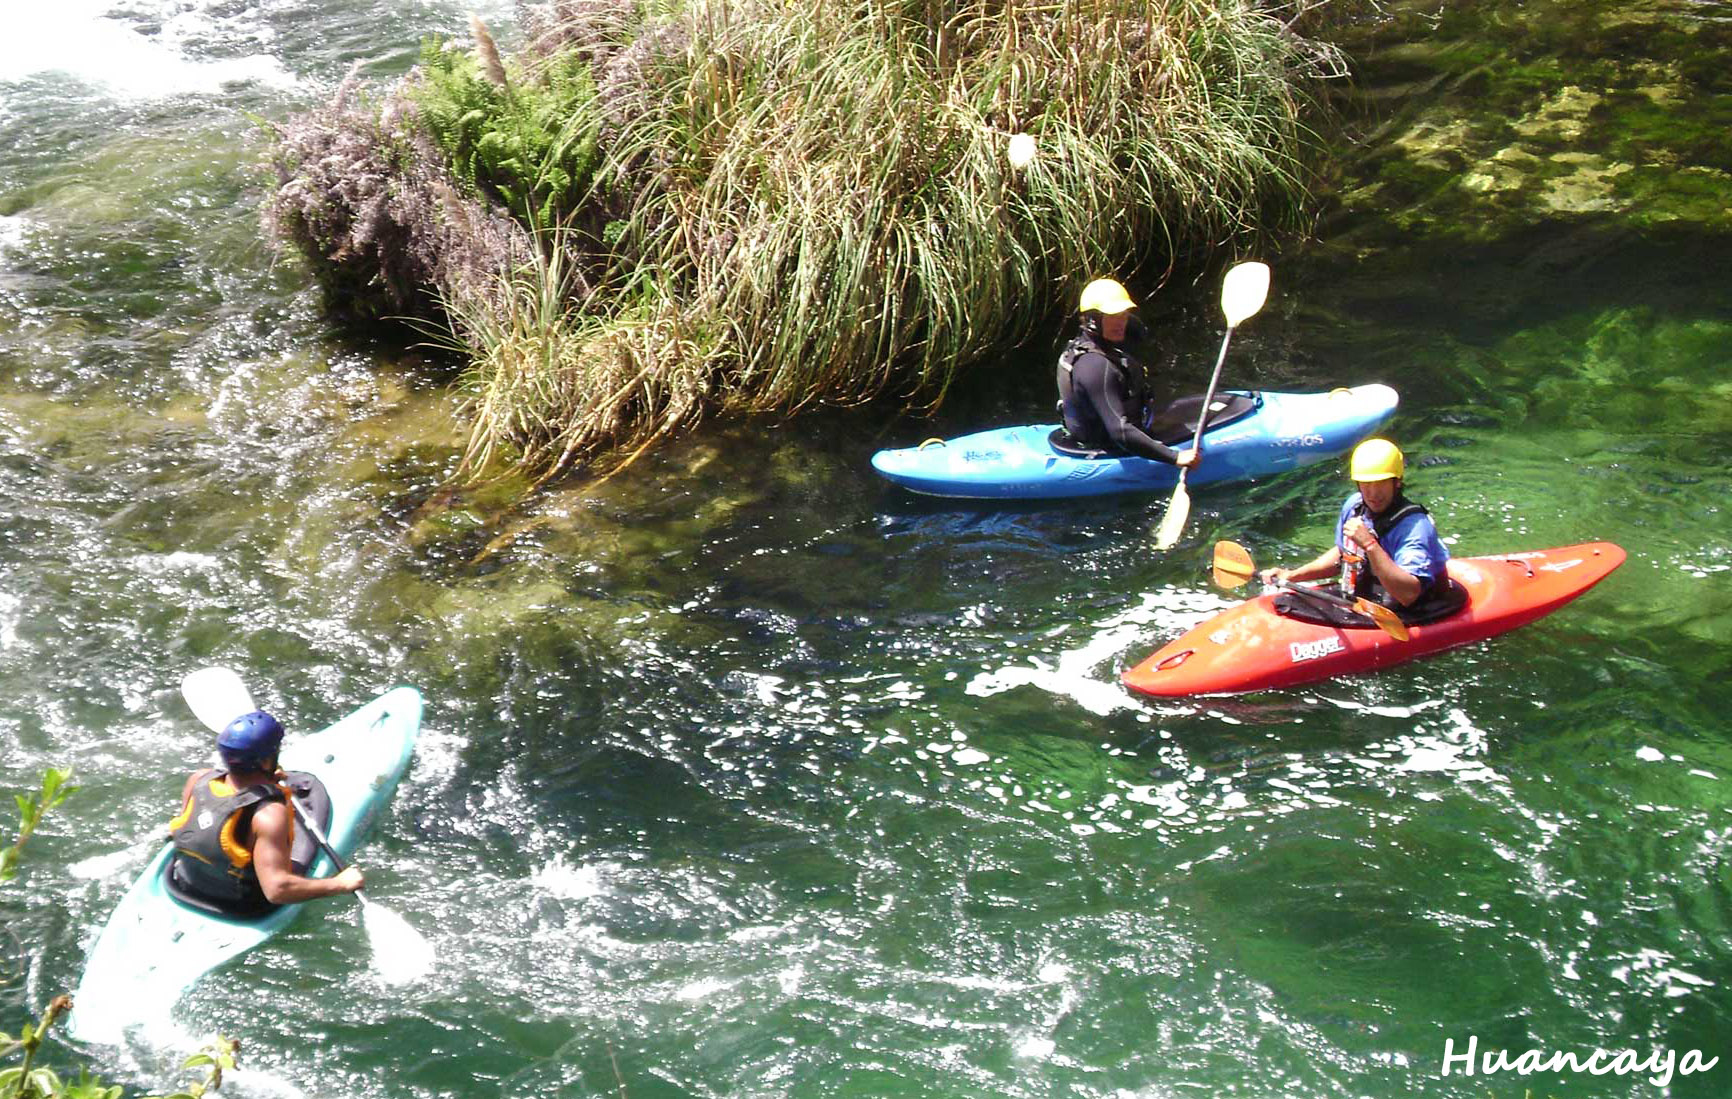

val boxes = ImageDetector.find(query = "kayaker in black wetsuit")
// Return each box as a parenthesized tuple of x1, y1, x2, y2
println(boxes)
(1057, 278, 1199, 468)
(168, 710, 362, 912)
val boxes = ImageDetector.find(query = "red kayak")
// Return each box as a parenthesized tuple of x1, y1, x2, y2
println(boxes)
(1123, 542, 1626, 698)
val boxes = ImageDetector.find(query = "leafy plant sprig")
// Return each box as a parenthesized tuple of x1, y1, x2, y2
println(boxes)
(1, 768, 76, 883)
(2, 771, 239, 1098)
(409, 36, 604, 230)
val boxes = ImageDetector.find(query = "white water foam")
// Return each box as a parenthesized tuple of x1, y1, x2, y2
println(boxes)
(531, 853, 608, 900)
(0, 215, 25, 255)
(97, 1015, 309, 1099)
(129, 551, 222, 575)
(966, 586, 1234, 716)
(674, 976, 731, 1002)
(67, 842, 153, 881)
(1, 0, 292, 97)
(0, 590, 18, 650)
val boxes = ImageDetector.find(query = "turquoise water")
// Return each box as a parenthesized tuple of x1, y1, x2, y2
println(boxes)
(3, 2, 1731, 1097)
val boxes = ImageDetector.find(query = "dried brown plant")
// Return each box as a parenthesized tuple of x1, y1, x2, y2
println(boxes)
(471, 15, 511, 89)
(261, 73, 537, 324)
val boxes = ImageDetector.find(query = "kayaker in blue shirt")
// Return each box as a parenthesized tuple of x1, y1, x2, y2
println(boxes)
(1260, 438, 1455, 615)
(168, 710, 363, 912)
(1057, 278, 1199, 468)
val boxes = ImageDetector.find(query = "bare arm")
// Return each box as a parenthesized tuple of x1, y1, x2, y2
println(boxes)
(1263, 545, 1342, 586)
(250, 802, 364, 904)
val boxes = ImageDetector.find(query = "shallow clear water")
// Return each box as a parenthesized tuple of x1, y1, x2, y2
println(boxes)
(3, 2, 1731, 1097)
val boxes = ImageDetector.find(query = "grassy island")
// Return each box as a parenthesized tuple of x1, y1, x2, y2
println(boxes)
(265, 0, 1358, 481)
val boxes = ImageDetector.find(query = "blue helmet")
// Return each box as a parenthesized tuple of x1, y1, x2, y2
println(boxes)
(216, 710, 284, 770)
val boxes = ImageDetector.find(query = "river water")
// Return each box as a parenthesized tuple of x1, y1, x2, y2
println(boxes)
(3, 2, 1730, 1097)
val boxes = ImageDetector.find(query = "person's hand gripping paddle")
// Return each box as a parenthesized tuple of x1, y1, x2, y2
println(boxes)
(180, 666, 435, 984)
(1211, 540, 1410, 641)
(1153, 261, 1271, 549)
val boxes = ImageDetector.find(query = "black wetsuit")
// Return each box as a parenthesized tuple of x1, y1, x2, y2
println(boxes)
(1056, 326, 1182, 464)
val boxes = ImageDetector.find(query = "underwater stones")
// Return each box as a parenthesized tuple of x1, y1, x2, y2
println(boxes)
(424, 577, 576, 637)
(1631, 165, 1732, 229)
(1390, 117, 1476, 171)
(1460, 146, 1542, 194)
(1537, 153, 1632, 214)
(1634, 80, 1686, 107)
(1511, 85, 1602, 142)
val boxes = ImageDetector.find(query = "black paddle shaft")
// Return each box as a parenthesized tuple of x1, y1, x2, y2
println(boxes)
(1272, 578, 1359, 610)
(1272, 579, 1407, 640)
(287, 793, 350, 874)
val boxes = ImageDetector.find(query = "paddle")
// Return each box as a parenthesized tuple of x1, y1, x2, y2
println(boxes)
(179, 667, 434, 985)
(1211, 540, 1411, 642)
(1153, 261, 1271, 550)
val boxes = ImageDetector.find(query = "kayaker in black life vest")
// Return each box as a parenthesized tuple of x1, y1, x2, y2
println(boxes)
(168, 710, 363, 911)
(1057, 278, 1199, 468)
(1260, 438, 1459, 618)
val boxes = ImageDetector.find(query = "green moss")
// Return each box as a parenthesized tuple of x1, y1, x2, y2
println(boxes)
(1327, 1, 1732, 245)
(1617, 166, 1732, 230)
(1501, 307, 1732, 434)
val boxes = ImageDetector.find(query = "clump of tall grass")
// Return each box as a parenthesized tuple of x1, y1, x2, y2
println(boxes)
(270, 0, 1356, 481)
(438, 238, 724, 481)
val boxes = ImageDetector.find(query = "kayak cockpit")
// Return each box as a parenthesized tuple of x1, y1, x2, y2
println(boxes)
(1047, 392, 1259, 459)
(1271, 579, 1470, 630)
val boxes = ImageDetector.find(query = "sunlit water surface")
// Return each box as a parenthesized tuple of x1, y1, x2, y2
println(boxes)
(3, 2, 1730, 1097)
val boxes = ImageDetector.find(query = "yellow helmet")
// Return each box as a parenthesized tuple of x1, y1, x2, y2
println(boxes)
(1079, 278, 1136, 316)
(1350, 438, 1405, 482)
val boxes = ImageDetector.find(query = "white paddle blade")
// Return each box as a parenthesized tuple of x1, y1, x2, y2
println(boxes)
(360, 902, 436, 986)
(1220, 261, 1271, 327)
(180, 666, 256, 733)
(1154, 481, 1191, 550)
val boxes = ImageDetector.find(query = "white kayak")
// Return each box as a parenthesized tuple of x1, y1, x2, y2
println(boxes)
(68, 686, 422, 1044)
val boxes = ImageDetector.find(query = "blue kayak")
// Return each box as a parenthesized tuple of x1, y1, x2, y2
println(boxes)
(68, 686, 422, 1044)
(870, 384, 1399, 500)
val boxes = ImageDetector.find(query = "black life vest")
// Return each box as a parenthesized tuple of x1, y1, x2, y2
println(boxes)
(1343, 495, 1429, 604)
(1056, 329, 1148, 444)
(167, 772, 289, 911)
(1272, 492, 1468, 628)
